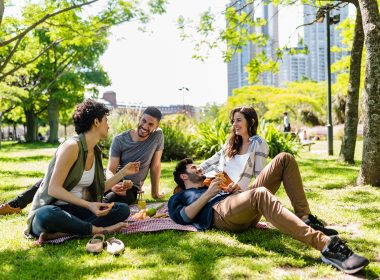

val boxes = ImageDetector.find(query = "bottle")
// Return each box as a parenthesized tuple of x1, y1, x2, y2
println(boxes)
(137, 191, 146, 209)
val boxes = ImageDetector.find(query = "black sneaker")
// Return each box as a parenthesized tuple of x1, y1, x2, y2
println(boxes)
(304, 214, 338, 236)
(321, 236, 369, 274)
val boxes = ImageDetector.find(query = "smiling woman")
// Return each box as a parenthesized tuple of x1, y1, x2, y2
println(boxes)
(198, 106, 269, 191)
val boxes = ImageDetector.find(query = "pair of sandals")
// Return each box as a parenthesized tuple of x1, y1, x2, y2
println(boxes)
(86, 234, 125, 255)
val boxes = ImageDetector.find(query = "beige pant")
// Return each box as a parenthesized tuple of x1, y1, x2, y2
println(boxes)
(212, 152, 330, 251)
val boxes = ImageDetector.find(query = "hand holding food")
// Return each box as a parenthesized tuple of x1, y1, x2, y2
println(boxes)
(215, 172, 233, 191)
(123, 179, 133, 191)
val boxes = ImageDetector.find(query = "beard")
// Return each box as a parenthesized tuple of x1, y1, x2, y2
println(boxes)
(188, 173, 206, 184)
(137, 125, 151, 138)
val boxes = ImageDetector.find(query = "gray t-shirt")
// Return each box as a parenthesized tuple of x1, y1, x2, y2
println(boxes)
(110, 129, 164, 189)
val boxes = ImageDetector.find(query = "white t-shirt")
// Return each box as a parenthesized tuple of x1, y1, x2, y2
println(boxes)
(55, 160, 95, 205)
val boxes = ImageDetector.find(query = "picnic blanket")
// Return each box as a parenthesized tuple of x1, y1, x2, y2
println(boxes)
(42, 202, 268, 244)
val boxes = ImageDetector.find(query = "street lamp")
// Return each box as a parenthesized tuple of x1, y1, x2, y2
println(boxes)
(316, 5, 340, 156)
(178, 87, 189, 112)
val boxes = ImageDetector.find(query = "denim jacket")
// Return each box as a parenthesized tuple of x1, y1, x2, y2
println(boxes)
(168, 187, 229, 230)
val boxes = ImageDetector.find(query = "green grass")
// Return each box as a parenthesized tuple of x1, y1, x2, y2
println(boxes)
(0, 140, 379, 279)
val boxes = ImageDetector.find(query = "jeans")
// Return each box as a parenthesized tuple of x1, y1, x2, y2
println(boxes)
(31, 202, 130, 237)
(9, 179, 42, 209)
(103, 185, 138, 205)
(10, 179, 138, 209)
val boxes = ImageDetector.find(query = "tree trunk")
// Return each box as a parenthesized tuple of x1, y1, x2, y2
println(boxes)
(357, 0, 380, 186)
(25, 110, 38, 142)
(339, 5, 364, 163)
(13, 123, 17, 141)
(0, 0, 4, 26)
(48, 98, 60, 143)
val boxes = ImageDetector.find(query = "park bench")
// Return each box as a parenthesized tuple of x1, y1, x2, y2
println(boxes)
(300, 140, 315, 151)
(286, 132, 315, 151)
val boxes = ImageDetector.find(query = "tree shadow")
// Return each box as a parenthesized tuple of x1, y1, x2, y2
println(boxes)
(1, 228, 379, 279)
(299, 158, 359, 190)
(0, 170, 44, 178)
(0, 155, 51, 162)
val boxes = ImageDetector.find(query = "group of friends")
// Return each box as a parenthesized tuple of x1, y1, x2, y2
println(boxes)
(0, 100, 369, 274)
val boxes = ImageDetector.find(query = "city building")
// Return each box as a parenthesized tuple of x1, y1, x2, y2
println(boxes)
(279, 46, 308, 86)
(227, 1, 279, 96)
(303, 4, 349, 82)
(99, 91, 196, 117)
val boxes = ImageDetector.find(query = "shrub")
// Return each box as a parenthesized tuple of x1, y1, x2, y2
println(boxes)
(160, 115, 195, 161)
(102, 108, 141, 154)
(194, 119, 231, 159)
(259, 120, 301, 158)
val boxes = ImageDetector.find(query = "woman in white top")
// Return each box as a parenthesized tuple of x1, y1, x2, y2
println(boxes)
(199, 107, 269, 191)
(26, 100, 140, 242)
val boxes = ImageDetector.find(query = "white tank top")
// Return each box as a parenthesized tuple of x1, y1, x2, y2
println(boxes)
(224, 153, 250, 184)
(55, 160, 95, 205)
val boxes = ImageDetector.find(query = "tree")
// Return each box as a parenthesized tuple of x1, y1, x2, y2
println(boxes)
(357, 0, 380, 186)
(1, 0, 168, 142)
(339, 2, 364, 164)
(0, 0, 99, 81)
(181, 0, 379, 186)
(225, 82, 326, 126)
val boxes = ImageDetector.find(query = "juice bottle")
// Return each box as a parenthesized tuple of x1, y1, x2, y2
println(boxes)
(137, 191, 146, 209)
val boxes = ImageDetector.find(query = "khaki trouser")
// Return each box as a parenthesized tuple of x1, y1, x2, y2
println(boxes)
(212, 152, 330, 251)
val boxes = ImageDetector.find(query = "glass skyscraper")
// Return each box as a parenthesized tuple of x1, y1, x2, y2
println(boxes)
(227, 1, 279, 96)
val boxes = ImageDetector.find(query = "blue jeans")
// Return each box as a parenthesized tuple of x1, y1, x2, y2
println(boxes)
(31, 202, 130, 237)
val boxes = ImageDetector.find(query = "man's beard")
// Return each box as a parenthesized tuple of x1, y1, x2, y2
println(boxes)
(188, 173, 206, 184)
(137, 125, 151, 138)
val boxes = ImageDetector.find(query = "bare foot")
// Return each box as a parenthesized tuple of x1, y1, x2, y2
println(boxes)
(37, 232, 70, 245)
(92, 222, 128, 235)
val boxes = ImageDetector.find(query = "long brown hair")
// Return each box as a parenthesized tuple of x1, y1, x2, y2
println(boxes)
(226, 107, 259, 158)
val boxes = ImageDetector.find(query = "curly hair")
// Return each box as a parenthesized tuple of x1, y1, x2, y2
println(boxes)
(173, 157, 193, 192)
(73, 99, 110, 134)
(225, 107, 259, 158)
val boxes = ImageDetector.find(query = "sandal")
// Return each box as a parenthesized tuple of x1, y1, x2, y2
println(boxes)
(86, 234, 105, 253)
(105, 237, 125, 255)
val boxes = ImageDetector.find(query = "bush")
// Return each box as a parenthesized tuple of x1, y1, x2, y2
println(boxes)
(101, 108, 140, 154)
(259, 120, 301, 158)
(160, 115, 195, 161)
(194, 119, 231, 159)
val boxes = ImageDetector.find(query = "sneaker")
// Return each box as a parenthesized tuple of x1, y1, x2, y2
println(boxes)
(0, 203, 21, 215)
(321, 236, 369, 274)
(305, 214, 338, 236)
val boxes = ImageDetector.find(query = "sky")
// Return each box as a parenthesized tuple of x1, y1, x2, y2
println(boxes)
(7, 0, 303, 107)
(98, 1, 304, 107)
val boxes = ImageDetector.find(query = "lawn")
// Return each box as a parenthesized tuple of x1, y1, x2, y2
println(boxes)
(0, 140, 379, 279)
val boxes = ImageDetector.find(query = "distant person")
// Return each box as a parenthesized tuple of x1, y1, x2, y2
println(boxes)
(283, 112, 291, 132)
(24, 100, 140, 241)
(38, 133, 45, 141)
(298, 129, 308, 142)
(168, 157, 369, 274)
(0, 107, 165, 215)
(188, 107, 268, 194)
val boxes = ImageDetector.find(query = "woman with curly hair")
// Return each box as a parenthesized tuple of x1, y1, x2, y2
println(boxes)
(24, 100, 139, 242)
